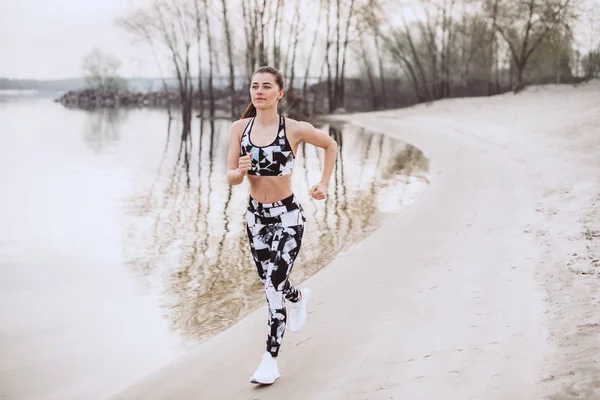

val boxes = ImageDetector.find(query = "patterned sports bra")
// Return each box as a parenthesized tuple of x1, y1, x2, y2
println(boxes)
(240, 116, 295, 176)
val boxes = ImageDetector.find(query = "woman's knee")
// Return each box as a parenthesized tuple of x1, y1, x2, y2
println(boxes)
(265, 285, 285, 310)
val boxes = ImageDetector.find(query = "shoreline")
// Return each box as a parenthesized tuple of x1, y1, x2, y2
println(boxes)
(111, 82, 600, 399)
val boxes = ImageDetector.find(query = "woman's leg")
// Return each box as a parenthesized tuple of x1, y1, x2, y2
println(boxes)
(245, 199, 306, 358)
(245, 219, 270, 286)
(245, 199, 307, 384)
(263, 223, 304, 357)
(246, 222, 302, 303)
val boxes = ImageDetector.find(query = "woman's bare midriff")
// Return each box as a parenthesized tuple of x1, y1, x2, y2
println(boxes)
(247, 175, 293, 203)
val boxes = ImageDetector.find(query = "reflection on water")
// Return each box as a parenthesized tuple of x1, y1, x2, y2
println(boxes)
(0, 98, 429, 399)
(83, 108, 128, 152)
(124, 117, 430, 343)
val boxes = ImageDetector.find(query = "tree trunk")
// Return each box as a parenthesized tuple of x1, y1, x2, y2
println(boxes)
(242, 0, 257, 83)
(555, 43, 562, 84)
(385, 37, 424, 101)
(494, 0, 572, 93)
(516, 62, 526, 91)
(194, 0, 204, 117)
(302, 0, 324, 116)
(405, 19, 432, 101)
(374, 33, 387, 109)
(421, 7, 440, 99)
(405, 56, 425, 101)
(509, 55, 514, 88)
(258, 0, 268, 66)
(182, 44, 193, 141)
(359, 28, 378, 109)
(339, 0, 355, 110)
(273, 0, 282, 68)
(155, 1, 192, 138)
(288, 0, 302, 101)
(495, 37, 501, 93)
(444, 0, 455, 97)
(333, 0, 341, 111)
(283, 0, 300, 78)
(202, 0, 215, 117)
(148, 39, 174, 119)
(488, 0, 499, 95)
(440, 0, 448, 98)
(222, 0, 236, 118)
(420, 25, 437, 98)
(325, 0, 333, 112)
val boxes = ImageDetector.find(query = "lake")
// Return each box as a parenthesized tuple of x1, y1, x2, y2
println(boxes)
(0, 95, 429, 400)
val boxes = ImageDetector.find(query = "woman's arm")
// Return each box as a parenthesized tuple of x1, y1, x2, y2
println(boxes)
(226, 120, 250, 185)
(295, 121, 338, 200)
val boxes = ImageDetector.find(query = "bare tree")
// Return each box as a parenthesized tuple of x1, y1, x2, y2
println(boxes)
(374, 29, 388, 109)
(202, 0, 215, 117)
(358, 23, 379, 109)
(441, 0, 457, 97)
(114, 13, 173, 117)
(118, 0, 197, 138)
(221, 0, 237, 117)
(404, 15, 433, 101)
(457, 10, 490, 92)
(334, 0, 342, 110)
(257, 0, 270, 66)
(242, 0, 257, 81)
(302, 0, 325, 115)
(325, 0, 334, 112)
(487, 0, 500, 94)
(491, 0, 576, 92)
(273, 0, 284, 69)
(81, 48, 127, 91)
(419, 5, 440, 98)
(339, 0, 357, 108)
(283, 0, 301, 78)
(111, 0, 588, 120)
(194, 0, 204, 117)
(362, 0, 388, 108)
(581, 0, 600, 78)
(287, 0, 305, 100)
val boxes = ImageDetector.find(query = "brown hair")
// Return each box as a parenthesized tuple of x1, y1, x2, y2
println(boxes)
(240, 66, 285, 119)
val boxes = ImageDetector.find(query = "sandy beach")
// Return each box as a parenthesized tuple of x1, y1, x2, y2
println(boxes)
(111, 81, 600, 400)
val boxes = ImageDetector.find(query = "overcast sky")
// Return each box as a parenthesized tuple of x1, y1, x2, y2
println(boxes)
(0, 0, 157, 80)
(1, 0, 597, 81)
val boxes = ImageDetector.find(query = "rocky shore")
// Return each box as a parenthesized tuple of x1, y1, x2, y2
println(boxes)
(54, 89, 182, 109)
(53, 87, 314, 119)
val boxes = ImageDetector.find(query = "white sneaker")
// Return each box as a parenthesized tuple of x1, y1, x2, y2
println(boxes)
(250, 351, 280, 385)
(289, 288, 312, 333)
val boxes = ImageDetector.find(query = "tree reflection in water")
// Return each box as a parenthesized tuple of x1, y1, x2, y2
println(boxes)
(124, 119, 429, 343)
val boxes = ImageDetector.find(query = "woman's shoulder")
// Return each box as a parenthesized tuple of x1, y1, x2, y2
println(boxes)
(283, 117, 315, 134)
(230, 117, 253, 136)
(233, 117, 253, 127)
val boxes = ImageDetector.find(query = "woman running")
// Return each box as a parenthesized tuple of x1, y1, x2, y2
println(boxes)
(226, 66, 337, 385)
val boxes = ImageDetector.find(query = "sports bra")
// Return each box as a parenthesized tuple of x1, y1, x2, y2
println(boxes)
(240, 116, 295, 176)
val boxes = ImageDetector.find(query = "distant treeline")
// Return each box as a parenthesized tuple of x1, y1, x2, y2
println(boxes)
(0, 77, 193, 92)
(0, 78, 87, 92)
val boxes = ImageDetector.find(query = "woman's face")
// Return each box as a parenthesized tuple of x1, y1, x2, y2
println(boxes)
(250, 73, 283, 110)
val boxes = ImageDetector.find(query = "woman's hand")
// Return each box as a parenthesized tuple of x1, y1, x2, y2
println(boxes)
(238, 153, 253, 175)
(309, 182, 328, 200)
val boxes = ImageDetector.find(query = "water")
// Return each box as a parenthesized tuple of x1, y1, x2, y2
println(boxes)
(0, 97, 429, 399)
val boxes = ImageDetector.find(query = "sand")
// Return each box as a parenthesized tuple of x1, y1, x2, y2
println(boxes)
(111, 81, 600, 400)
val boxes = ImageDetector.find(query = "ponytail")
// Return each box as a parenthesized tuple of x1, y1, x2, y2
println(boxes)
(241, 102, 256, 119)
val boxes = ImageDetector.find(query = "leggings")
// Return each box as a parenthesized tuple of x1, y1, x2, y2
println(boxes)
(245, 194, 306, 357)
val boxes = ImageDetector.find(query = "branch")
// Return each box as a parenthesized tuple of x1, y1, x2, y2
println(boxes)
(524, 0, 573, 62)
(494, 22, 520, 65)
